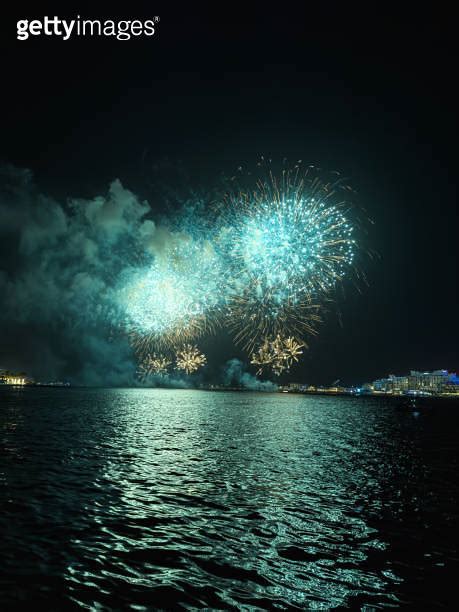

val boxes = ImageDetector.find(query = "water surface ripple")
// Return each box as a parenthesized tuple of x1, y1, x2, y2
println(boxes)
(1, 388, 458, 609)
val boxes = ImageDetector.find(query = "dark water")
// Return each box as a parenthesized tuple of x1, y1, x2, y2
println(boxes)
(1, 388, 458, 609)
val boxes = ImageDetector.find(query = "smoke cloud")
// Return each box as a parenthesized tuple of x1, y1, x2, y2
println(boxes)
(222, 359, 278, 392)
(0, 166, 159, 385)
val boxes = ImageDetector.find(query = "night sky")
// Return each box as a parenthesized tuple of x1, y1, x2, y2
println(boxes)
(1, 4, 457, 385)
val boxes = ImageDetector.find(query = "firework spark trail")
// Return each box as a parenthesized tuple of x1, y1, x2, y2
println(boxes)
(176, 344, 207, 375)
(227, 293, 321, 353)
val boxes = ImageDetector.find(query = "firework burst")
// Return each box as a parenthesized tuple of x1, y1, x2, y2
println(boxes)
(176, 344, 207, 375)
(138, 353, 172, 379)
(217, 163, 357, 349)
(251, 334, 305, 376)
(121, 235, 224, 355)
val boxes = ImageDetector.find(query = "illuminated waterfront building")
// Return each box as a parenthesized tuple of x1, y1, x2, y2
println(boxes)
(0, 370, 33, 386)
(372, 370, 459, 395)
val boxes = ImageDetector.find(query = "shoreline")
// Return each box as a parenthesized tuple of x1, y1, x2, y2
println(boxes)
(1, 384, 458, 401)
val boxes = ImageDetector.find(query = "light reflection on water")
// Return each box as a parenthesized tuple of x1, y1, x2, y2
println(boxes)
(1, 388, 457, 609)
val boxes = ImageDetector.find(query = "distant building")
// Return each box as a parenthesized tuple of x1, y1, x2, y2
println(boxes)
(372, 370, 458, 396)
(0, 370, 34, 386)
(442, 373, 459, 395)
(408, 370, 449, 394)
(373, 375, 408, 394)
(279, 382, 308, 393)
